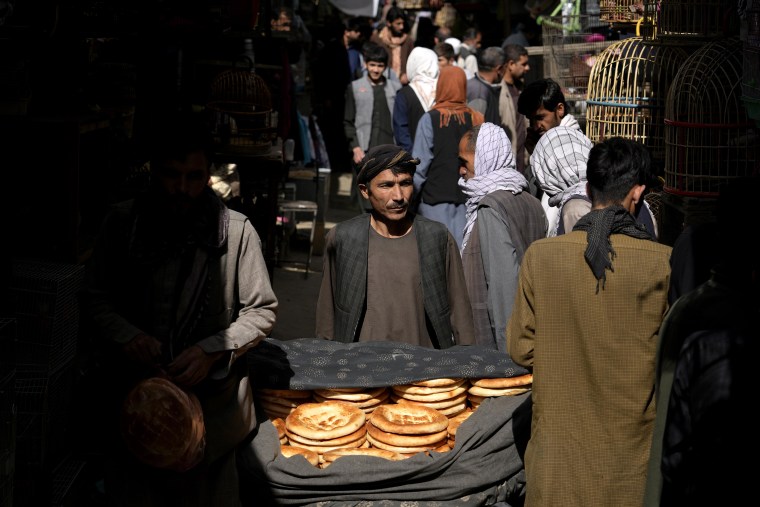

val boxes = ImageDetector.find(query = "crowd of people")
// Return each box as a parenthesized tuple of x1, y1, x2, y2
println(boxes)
(79, 2, 757, 506)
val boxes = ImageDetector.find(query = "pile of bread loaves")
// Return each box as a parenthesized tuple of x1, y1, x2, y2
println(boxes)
(256, 374, 532, 467)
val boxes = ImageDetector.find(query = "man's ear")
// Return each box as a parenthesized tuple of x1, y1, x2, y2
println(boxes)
(359, 183, 369, 199)
(556, 102, 565, 118)
(632, 184, 646, 205)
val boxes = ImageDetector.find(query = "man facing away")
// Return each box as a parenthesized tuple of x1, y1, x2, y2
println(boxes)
(315, 144, 475, 349)
(466, 46, 506, 126)
(82, 113, 278, 507)
(507, 137, 672, 507)
(458, 123, 546, 351)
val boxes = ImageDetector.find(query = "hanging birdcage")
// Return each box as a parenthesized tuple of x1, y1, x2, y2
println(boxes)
(206, 69, 276, 152)
(540, 9, 612, 103)
(743, 1, 760, 125)
(599, 0, 644, 24)
(641, 0, 740, 44)
(663, 37, 759, 197)
(585, 37, 689, 172)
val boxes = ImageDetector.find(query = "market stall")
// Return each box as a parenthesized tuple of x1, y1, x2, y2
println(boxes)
(241, 338, 532, 506)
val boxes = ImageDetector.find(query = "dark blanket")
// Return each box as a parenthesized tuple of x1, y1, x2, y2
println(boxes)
(242, 339, 531, 506)
(247, 338, 530, 390)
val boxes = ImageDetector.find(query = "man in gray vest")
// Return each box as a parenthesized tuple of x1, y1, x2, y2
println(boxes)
(315, 145, 475, 349)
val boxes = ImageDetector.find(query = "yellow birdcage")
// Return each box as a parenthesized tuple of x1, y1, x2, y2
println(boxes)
(585, 37, 689, 171)
(663, 37, 758, 198)
(641, 0, 740, 44)
(599, 0, 644, 24)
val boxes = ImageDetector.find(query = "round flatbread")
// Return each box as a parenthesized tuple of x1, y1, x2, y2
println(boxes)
(323, 447, 402, 462)
(288, 436, 367, 454)
(366, 422, 448, 447)
(469, 374, 533, 389)
(285, 424, 366, 447)
(408, 377, 464, 388)
(280, 445, 319, 466)
(314, 386, 388, 402)
(365, 432, 447, 454)
(392, 379, 466, 395)
(369, 404, 448, 435)
(447, 408, 474, 436)
(392, 391, 468, 410)
(258, 399, 297, 418)
(391, 384, 468, 402)
(271, 418, 286, 439)
(437, 402, 469, 417)
(467, 385, 531, 397)
(314, 388, 389, 408)
(286, 401, 366, 440)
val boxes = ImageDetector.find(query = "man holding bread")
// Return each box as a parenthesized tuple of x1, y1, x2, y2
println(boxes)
(506, 137, 672, 506)
(315, 144, 475, 348)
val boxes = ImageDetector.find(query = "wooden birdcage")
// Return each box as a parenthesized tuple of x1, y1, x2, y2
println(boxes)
(585, 37, 689, 172)
(663, 37, 759, 197)
(540, 12, 613, 102)
(599, 0, 643, 23)
(206, 69, 276, 152)
(641, 0, 740, 44)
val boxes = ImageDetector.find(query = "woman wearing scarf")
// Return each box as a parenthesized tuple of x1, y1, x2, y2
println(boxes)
(393, 47, 439, 152)
(412, 65, 484, 249)
(458, 122, 547, 351)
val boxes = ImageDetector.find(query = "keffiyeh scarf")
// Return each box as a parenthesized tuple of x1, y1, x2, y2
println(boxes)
(573, 205, 654, 292)
(530, 125, 593, 235)
(459, 122, 528, 251)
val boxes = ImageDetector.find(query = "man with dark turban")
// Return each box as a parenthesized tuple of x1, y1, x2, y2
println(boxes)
(315, 144, 475, 348)
(507, 137, 671, 506)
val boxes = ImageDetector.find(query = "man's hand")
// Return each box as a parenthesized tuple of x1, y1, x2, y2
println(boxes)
(123, 333, 162, 367)
(167, 345, 225, 388)
(353, 146, 365, 165)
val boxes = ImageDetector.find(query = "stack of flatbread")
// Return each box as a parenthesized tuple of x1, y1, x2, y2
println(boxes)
(313, 386, 390, 414)
(284, 401, 368, 463)
(467, 374, 533, 409)
(256, 388, 313, 420)
(272, 417, 288, 446)
(280, 444, 320, 466)
(391, 378, 469, 418)
(366, 403, 451, 456)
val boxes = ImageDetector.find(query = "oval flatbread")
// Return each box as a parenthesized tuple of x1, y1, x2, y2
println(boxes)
(469, 374, 533, 389)
(392, 391, 468, 410)
(280, 445, 319, 466)
(392, 379, 466, 395)
(391, 384, 468, 402)
(285, 424, 366, 447)
(288, 436, 367, 454)
(369, 404, 448, 435)
(286, 401, 366, 440)
(271, 418, 286, 439)
(409, 377, 464, 388)
(467, 385, 531, 397)
(366, 422, 448, 447)
(365, 432, 447, 454)
(447, 408, 474, 436)
(323, 447, 402, 462)
(314, 386, 388, 401)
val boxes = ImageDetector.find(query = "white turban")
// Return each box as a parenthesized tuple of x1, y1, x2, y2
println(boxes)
(406, 47, 439, 112)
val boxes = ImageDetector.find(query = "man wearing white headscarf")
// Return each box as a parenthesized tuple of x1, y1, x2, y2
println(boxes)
(458, 122, 547, 351)
(393, 47, 439, 152)
(530, 126, 594, 237)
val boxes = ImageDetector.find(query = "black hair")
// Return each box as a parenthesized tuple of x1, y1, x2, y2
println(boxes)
(462, 124, 482, 152)
(362, 41, 389, 65)
(517, 78, 566, 116)
(462, 27, 480, 42)
(434, 26, 452, 41)
(586, 137, 651, 206)
(503, 43, 528, 64)
(434, 42, 455, 61)
(386, 6, 407, 24)
(477, 46, 506, 72)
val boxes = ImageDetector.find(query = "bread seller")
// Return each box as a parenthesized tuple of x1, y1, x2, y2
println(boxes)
(315, 144, 475, 348)
(81, 112, 278, 507)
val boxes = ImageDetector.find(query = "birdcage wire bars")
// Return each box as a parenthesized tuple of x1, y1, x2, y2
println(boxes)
(663, 37, 759, 197)
(599, 0, 643, 24)
(742, 1, 760, 125)
(585, 37, 689, 171)
(642, 0, 740, 44)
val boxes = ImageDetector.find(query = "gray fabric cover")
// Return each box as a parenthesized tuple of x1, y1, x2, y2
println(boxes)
(242, 339, 530, 506)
